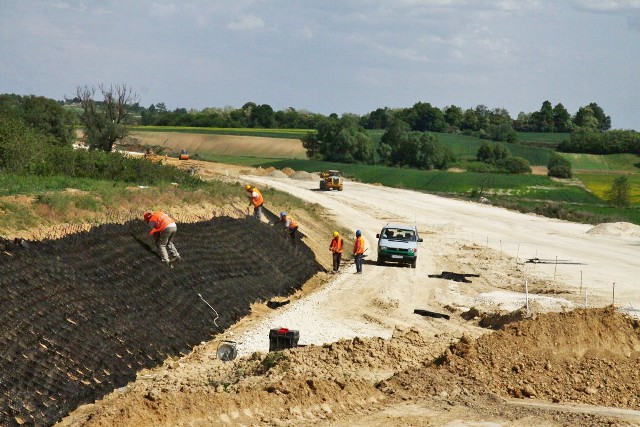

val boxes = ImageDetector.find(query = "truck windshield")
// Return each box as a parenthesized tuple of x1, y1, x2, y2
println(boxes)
(382, 228, 415, 241)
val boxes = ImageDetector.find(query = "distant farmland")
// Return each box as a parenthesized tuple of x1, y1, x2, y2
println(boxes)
(127, 129, 307, 159)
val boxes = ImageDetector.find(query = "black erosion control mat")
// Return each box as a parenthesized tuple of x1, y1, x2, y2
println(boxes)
(0, 216, 321, 427)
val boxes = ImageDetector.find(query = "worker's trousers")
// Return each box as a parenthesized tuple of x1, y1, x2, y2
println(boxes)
(332, 252, 342, 272)
(253, 205, 263, 221)
(154, 224, 180, 262)
(354, 254, 363, 273)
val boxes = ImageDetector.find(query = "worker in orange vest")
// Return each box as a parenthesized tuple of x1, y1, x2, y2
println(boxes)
(353, 229, 365, 274)
(245, 184, 264, 221)
(329, 231, 343, 273)
(280, 211, 298, 245)
(144, 211, 181, 268)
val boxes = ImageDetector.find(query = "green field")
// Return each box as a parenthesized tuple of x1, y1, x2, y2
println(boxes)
(563, 153, 640, 172)
(367, 130, 554, 166)
(258, 159, 597, 202)
(517, 132, 569, 147)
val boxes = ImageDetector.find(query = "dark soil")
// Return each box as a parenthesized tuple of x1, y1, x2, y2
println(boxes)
(0, 217, 321, 427)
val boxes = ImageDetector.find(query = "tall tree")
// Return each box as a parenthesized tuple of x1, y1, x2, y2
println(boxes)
(302, 117, 374, 164)
(76, 84, 139, 152)
(444, 105, 463, 129)
(552, 103, 572, 132)
(0, 94, 76, 146)
(532, 100, 554, 132)
(573, 105, 599, 131)
(587, 102, 611, 131)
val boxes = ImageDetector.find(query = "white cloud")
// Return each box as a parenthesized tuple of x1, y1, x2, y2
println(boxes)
(571, 0, 640, 11)
(47, 1, 86, 12)
(227, 15, 265, 31)
(151, 2, 177, 17)
(295, 26, 314, 40)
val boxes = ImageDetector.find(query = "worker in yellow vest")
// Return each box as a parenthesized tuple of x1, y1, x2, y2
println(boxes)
(329, 231, 343, 273)
(353, 229, 365, 274)
(245, 184, 264, 221)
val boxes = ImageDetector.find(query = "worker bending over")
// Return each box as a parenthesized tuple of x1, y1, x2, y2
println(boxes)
(144, 211, 181, 268)
(280, 211, 298, 245)
(245, 184, 264, 221)
(329, 231, 343, 273)
(353, 229, 365, 274)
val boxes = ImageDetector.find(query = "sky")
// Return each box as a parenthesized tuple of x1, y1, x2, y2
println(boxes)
(1, 0, 639, 130)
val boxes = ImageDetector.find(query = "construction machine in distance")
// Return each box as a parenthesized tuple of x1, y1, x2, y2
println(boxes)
(319, 170, 343, 191)
(178, 149, 190, 160)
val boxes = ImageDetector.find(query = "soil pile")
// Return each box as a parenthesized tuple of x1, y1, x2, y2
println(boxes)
(0, 217, 321, 427)
(59, 308, 640, 426)
(265, 169, 288, 178)
(586, 222, 640, 237)
(290, 171, 319, 181)
(432, 306, 640, 408)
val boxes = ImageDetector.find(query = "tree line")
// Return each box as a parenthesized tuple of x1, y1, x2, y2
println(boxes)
(4, 85, 638, 173)
(0, 92, 195, 185)
(0, 89, 632, 207)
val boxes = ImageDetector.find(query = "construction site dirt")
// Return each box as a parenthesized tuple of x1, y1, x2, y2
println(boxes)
(2, 162, 640, 427)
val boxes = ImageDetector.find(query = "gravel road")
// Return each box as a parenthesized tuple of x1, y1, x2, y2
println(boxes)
(231, 175, 640, 356)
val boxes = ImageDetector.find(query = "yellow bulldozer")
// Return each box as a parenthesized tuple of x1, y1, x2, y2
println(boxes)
(319, 170, 343, 191)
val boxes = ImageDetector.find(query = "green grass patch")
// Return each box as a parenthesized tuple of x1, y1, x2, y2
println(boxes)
(517, 132, 569, 147)
(133, 126, 311, 139)
(0, 201, 39, 230)
(367, 130, 554, 166)
(563, 153, 640, 173)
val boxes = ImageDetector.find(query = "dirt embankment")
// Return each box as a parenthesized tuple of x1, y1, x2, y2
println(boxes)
(60, 307, 640, 426)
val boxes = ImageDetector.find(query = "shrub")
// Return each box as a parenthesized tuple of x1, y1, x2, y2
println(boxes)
(499, 156, 531, 174)
(547, 153, 572, 178)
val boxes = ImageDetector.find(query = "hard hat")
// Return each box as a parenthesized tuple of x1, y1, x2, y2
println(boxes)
(143, 212, 152, 222)
(356, 229, 361, 236)
(280, 211, 286, 218)
(333, 231, 339, 237)
(245, 184, 252, 191)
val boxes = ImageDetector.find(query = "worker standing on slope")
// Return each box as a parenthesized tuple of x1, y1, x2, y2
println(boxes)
(245, 184, 264, 221)
(329, 231, 343, 273)
(144, 211, 181, 268)
(353, 229, 365, 274)
(280, 211, 298, 245)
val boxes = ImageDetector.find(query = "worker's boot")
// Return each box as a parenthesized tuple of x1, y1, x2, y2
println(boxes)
(162, 260, 173, 268)
(170, 255, 182, 263)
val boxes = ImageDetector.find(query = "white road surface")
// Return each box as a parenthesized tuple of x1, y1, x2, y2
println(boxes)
(231, 175, 640, 355)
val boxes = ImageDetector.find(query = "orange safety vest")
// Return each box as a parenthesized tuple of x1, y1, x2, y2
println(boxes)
(282, 216, 298, 230)
(330, 236, 343, 253)
(249, 187, 264, 207)
(148, 211, 176, 235)
(353, 236, 365, 254)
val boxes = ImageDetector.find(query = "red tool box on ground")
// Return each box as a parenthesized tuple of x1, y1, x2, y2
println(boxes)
(268, 328, 300, 352)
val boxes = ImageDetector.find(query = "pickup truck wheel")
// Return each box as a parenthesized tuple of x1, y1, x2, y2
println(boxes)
(411, 260, 417, 268)
(377, 257, 383, 265)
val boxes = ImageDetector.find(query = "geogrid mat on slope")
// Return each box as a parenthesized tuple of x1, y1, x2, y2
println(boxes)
(0, 217, 321, 427)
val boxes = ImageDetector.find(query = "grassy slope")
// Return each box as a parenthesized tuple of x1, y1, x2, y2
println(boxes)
(368, 130, 556, 166)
